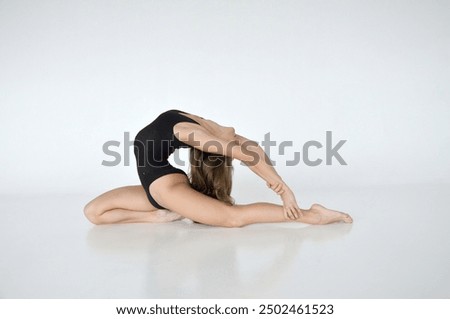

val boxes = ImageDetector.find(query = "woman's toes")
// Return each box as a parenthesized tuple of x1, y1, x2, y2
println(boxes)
(343, 214, 353, 223)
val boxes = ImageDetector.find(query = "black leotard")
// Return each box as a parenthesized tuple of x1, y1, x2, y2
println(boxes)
(133, 109, 200, 209)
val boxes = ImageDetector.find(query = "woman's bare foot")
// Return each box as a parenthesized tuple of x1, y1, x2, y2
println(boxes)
(308, 203, 353, 224)
(151, 209, 184, 223)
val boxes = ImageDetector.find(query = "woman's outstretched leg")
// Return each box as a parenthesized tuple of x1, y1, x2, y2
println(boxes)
(150, 174, 352, 227)
(236, 202, 352, 226)
(83, 185, 182, 225)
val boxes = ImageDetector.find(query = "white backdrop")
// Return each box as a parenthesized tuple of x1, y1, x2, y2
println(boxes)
(1, 0, 449, 195)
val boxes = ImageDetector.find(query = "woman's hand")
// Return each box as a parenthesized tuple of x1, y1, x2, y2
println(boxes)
(280, 188, 303, 220)
(266, 181, 285, 195)
(267, 182, 303, 220)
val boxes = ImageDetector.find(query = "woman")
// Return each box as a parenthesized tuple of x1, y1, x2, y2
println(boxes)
(84, 109, 353, 227)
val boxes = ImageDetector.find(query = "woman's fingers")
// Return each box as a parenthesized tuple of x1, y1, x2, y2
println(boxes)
(268, 182, 285, 195)
(284, 209, 289, 220)
(291, 207, 299, 219)
(284, 204, 303, 220)
(287, 207, 293, 219)
(296, 206, 303, 218)
(275, 183, 282, 193)
(293, 204, 302, 218)
(285, 206, 297, 220)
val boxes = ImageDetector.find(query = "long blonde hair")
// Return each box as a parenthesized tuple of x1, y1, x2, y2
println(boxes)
(189, 148, 234, 205)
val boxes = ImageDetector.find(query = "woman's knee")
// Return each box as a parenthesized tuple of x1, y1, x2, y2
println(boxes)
(83, 200, 104, 225)
(221, 206, 246, 228)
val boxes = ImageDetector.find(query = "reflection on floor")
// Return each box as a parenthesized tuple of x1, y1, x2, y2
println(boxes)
(0, 184, 449, 298)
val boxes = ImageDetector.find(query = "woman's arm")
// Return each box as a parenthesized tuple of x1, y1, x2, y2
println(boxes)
(174, 124, 302, 219)
(234, 134, 284, 186)
(234, 134, 303, 219)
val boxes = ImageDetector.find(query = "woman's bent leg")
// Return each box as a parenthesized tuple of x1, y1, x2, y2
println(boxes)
(83, 185, 182, 225)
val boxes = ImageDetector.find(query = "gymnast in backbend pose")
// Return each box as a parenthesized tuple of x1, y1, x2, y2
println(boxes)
(84, 109, 353, 227)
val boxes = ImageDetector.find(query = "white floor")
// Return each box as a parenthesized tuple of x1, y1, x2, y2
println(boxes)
(1, 183, 449, 298)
